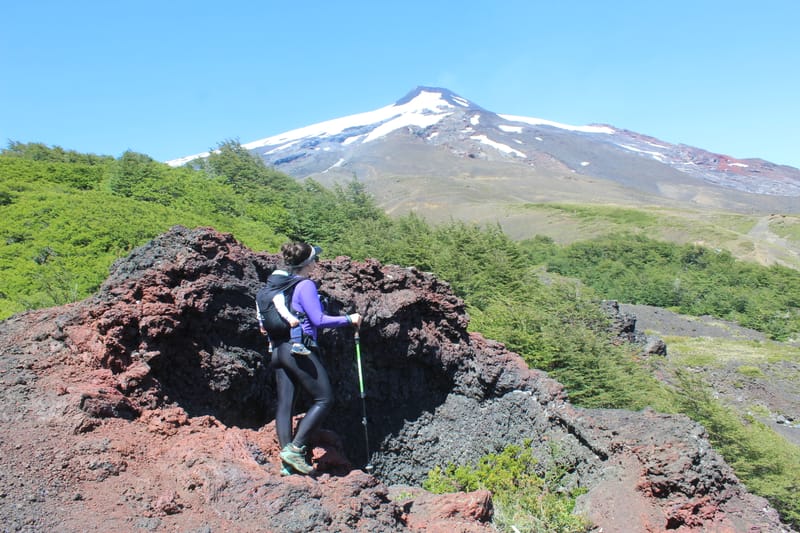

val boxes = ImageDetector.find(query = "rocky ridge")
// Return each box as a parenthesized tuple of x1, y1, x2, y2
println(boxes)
(0, 226, 790, 532)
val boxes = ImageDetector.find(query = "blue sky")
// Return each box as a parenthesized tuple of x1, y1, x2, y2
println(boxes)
(2, 1, 799, 168)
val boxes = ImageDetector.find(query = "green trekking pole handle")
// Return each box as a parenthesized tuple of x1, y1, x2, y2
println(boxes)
(354, 328, 374, 472)
(355, 330, 366, 398)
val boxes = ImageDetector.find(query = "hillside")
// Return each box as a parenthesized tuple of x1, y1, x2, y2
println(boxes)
(0, 226, 789, 532)
(167, 87, 800, 270)
(0, 143, 372, 319)
(2, 143, 800, 528)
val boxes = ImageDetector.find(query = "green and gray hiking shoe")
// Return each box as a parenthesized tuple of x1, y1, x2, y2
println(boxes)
(279, 443, 313, 474)
(279, 461, 296, 476)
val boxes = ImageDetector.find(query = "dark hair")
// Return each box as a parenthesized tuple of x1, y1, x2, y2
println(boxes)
(281, 242, 317, 270)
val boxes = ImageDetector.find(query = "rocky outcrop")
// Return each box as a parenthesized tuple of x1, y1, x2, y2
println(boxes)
(603, 299, 668, 356)
(0, 226, 790, 532)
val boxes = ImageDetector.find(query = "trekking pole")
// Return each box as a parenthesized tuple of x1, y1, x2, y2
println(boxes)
(354, 328, 374, 473)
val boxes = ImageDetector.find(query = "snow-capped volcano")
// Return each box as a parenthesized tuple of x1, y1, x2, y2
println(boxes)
(254, 88, 478, 150)
(168, 87, 800, 207)
(168, 87, 616, 168)
(167, 88, 466, 167)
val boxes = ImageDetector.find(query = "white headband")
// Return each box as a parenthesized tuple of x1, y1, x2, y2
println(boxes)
(295, 245, 320, 268)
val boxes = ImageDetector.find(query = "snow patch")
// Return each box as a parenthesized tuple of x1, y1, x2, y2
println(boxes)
(452, 96, 470, 107)
(266, 140, 301, 154)
(249, 89, 453, 148)
(470, 114, 480, 125)
(363, 112, 445, 142)
(499, 124, 523, 133)
(581, 161, 591, 166)
(499, 114, 615, 134)
(343, 135, 364, 146)
(645, 140, 670, 149)
(322, 158, 346, 173)
(617, 143, 666, 162)
(167, 152, 210, 166)
(470, 135, 526, 157)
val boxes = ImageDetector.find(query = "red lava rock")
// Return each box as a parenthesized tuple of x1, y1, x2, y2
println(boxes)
(0, 226, 791, 532)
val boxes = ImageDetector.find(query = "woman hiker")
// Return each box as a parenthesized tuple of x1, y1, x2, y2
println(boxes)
(263, 242, 362, 475)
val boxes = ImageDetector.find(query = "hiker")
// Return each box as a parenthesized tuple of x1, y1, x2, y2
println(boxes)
(263, 242, 362, 475)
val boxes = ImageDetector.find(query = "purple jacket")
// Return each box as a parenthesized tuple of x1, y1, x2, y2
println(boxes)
(291, 279, 350, 340)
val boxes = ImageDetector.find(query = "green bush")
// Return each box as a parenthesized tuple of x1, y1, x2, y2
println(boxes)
(469, 273, 675, 410)
(423, 440, 590, 533)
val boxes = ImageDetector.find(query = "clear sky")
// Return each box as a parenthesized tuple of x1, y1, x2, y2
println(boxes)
(2, 1, 799, 169)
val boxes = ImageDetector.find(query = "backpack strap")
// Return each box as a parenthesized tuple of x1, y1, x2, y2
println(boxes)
(283, 276, 307, 317)
(265, 273, 305, 293)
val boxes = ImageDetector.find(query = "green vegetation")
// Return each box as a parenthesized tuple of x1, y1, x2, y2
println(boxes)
(770, 215, 800, 244)
(534, 203, 660, 228)
(675, 371, 800, 526)
(511, 203, 797, 272)
(0, 141, 381, 318)
(423, 440, 590, 533)
(469, 274, 675, 410)
(525, 232, 800, 341)
(736, 365, 764, 378)
(663, 336, 800, 368)
(2, 141, 799, 528)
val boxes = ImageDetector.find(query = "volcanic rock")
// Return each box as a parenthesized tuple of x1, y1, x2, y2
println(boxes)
(0, 226, 789, 532)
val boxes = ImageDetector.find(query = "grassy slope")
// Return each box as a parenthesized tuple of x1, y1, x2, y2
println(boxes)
(496, 203, 800, 271)
(0, 155, 285, 318)
(376, 193, 800, 271)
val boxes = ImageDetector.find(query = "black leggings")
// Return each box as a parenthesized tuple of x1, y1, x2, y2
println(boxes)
(272, 341, 333, 448)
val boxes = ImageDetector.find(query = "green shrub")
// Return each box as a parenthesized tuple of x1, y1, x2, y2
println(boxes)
(469, 273, 675, 411)
(736, 365, 764, 378)
(0, 142, 299, 318)
(423, 440, 590, 532)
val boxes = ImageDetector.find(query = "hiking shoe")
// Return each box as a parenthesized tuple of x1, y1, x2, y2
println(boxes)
(291, 342, 311, 356)
(280, 461, 296, 476)
(279, 443, 313, 474)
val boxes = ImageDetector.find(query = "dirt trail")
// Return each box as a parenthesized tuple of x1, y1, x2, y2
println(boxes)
(747, 215, 800, 268)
